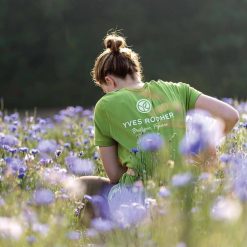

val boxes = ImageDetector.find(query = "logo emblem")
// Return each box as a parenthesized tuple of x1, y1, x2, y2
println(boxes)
(136, 99, 152, 113)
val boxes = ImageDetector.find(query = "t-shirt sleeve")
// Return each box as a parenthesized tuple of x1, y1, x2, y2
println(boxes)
(94, 100, 116, 147)
(177, 82, 202, 111)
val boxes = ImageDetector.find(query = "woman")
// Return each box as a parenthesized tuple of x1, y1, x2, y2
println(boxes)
(80, 32, 239, 201)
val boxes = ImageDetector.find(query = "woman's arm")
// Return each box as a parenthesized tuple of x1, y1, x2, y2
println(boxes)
(99, 145, 127, 184)
(195, 94, 239, 134)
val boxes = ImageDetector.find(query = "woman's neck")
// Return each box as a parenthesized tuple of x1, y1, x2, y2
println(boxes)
(117, 74, 144, 90)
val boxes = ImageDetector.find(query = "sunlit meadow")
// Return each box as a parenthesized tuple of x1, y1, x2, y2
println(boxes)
(0, 99, 246, 247)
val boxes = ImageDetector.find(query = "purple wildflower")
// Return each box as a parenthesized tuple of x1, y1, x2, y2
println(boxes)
(84, 126, 94, 137)
(33, 189, 54, 205)
(27, 235, 36, 243)
(240, 122, 247, 128)
(30, 149, 39, 156)
(5, 157, 27, 177)
(0, 134, 18, 147)
(108, 184, 146, 227)
(220, 153, 233, 163)
(84, 194, 110, 219)
(37, 140, 57, 154)
(221, 98, 234, 105)
(32, 223, 49, 236)
(158, 186, 171, 198)
(210, 196, 242, 221)
(19, 147, 29, 153)
(82, 109, 92, 116)
(131, 147, 139, 154)
(0, 217, 23, 239)
(65, 156, 95, 176)
(0, 197, 5, 206)
(180, 109, 224, 155)
(41, 166, 67, 185)
(55, 149, 62, 157)
(64, 142, 71, 149)
(93, 151, 99, 160)
(59, 106, 82, 118)
(138, 133, 164, 152)
(9, 147, 17, 154)
(54, 114, 64, 123)
(176, 242, 187, 247)
(91, 218, 115, 232)
(67, 231, 81, 240)
(83, 139, 89, 145)
(38, 158, 53, 165)
(224, 154, 247, 201)
(9, 125, 17, 132)
(171, 172, 193, 187)
(114, 202, 147, 228)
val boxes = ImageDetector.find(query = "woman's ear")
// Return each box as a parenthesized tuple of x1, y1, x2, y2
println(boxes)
(105, 75, 117, 88)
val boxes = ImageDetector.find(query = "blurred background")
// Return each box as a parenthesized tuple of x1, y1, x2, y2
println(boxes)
(0, 0, 247, 112)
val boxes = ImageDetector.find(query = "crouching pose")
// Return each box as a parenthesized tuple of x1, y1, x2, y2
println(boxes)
(78, 31, 239, 220)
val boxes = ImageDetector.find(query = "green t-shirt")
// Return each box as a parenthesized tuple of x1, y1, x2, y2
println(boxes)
(94, 80, 202, 183)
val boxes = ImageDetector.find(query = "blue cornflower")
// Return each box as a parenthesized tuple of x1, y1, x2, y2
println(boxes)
(60, 106, 79, 118)
(30, 149, 39, 156)
(180, 109, 223, 155)
(171, 172, 193, 187)
(108, 184, 146, 227)
(39, 158, 53, 165)
(37, 139, 57, 154)
(131, 147, 139, 154)
(26, 235, 36, 244)
(55, 149, 62, 157)
(5, 157, 27, 177)
(84, 194, 110, 219)
(240, 122, 247, 128)
(93, 151, 99, 160)
(91, 218, 115, 232)
(67, 231, 81, 240)
(33, 188, 54, 205)
(18, 167, 26, 179)
(64, 142, 71, 149)
(65, 156, 95, 176)
(9, 147, 17, 154)
(138, 133, 164, 152)
(1, 144, 10, 151)
(82, 109, 92, 117)
(19, 147, 29, 153)
(83, 139, 89, 145)
(220, 154, 233, 163)
(54, 114, 64, 123)
(224, 154, 247, 201)
(210, 196, 242, 221)
(0, 134, 18, 147)
(158, 186, 171, 198)
(9, 125, 17, 132)
(221, 98, 234, 105)
(9, 112, 19, 121)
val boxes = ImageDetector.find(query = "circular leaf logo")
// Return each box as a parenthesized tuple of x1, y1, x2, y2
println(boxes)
(136, 99, 152, 113)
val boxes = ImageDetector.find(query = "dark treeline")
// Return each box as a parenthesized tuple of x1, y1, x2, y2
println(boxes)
(0, 0, 247, 110)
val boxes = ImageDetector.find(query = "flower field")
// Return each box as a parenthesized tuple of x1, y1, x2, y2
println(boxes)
(0, 100, 246, 247)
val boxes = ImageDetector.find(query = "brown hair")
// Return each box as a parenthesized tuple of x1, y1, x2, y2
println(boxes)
(91, 32, 143, 86)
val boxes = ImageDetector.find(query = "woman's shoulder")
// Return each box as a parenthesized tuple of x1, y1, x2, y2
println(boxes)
(148, 79, 178, 86)
(94, 92, 119, 111)
(148, 79, 182, 90)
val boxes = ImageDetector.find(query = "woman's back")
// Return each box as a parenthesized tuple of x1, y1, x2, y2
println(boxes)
(94, 79, 201, 182)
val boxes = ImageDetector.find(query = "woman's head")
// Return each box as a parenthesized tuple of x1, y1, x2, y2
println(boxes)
(91, 32, 143, 89)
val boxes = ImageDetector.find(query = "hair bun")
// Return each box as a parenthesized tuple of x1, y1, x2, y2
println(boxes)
(104, 34, 127, 53)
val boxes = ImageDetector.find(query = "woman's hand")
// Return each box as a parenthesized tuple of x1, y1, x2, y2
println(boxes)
(99, 145, 127, 184)
(195, 94, 239, 134)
